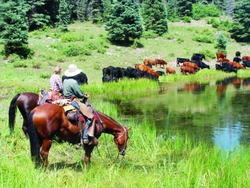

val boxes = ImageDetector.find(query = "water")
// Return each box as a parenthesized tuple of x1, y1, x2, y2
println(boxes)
(113, 76, 250, 151)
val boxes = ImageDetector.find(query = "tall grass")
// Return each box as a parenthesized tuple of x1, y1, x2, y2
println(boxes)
(1, 118, 250, 187)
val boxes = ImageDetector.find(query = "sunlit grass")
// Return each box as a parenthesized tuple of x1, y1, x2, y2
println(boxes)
(159, 68, 236, 83)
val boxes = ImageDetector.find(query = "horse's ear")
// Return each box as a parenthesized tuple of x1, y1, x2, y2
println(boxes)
(126, 127, 131, 131)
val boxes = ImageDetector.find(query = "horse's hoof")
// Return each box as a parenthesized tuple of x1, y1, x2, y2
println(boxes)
(75, 144, 81, 150)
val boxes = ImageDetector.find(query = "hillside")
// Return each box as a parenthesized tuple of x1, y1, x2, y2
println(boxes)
(1, 19, 250, 84)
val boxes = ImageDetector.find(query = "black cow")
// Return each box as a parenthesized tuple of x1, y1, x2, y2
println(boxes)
(242, 60, 250, 68)
(62, 72, 88, 85)
(191, 53, 205, 61)
(233, 57, 241, 63)
(102, 66, 115, 78)
(176, 58, 190, 67)
(156, 71, 165, 76)
(192, 60, 210, 69)
(126, 67, 144, 79)
(216, 62, 237, 73)
(235, 51, 241, 57)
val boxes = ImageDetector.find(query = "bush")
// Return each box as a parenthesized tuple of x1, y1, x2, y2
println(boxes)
(13, 61, 28, 68)
(142, 30, 158, 39)
(199, 49, 215, 60)
(192, 4, 220, 20)
(61, 33, 85, 42)
(193, 35, 214, 43)
(207, 18, 233, 31)
(5, 43, 34, 59)
(8, 53, 21, 63)
(183, 16, 192, 23)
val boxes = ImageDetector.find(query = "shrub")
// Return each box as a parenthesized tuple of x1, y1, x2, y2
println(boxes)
(192, 4, 220, 20)
(8, 53, 21, 63)
(183, 16, 192, 23)
(63, 44, 92, 57)
(61, 33, 85, 42)
(142, 30, 158, 39)
(13, 61, 27, 68)
(193, 35, 214, 43)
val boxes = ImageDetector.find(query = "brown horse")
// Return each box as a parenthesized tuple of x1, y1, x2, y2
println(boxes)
(28, 104, 130, 167)
(8, 92, 39, 137)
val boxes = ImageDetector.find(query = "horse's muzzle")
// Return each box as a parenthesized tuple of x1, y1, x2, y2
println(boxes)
(120, 149, 126, 156)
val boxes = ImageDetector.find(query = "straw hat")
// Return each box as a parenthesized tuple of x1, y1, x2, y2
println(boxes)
(64, 64, 82, 77)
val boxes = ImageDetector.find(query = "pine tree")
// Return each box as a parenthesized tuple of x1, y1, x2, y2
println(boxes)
(105, 0, 143, 43)
(176, 0, 193, 18)
(141, 0, 168, 36)
(215, 32, 227, 54)
(225, 0, 235, 17)
(0, 1, 31, 58)
(229, 0, 250, 42)
(58, 0, 72, 31)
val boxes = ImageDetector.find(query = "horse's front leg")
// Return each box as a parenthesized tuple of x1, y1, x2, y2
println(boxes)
(83, 145, 95, 167)
(40, 139, 52, 167)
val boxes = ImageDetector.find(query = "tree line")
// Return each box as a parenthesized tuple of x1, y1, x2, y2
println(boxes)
(0, 0, 249, 58)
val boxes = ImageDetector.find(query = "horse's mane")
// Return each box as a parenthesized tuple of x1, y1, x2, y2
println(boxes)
(97, 110, 121, 125)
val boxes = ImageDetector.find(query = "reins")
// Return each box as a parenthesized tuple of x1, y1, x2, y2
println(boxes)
(87, 100, 113, 162)
(88, 99, 127, 163)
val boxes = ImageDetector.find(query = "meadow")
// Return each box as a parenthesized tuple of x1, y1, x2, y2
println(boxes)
(1, 19, 250, 187)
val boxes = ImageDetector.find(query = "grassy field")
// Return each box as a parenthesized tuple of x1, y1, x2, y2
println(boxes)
(1, 19, 250, 187)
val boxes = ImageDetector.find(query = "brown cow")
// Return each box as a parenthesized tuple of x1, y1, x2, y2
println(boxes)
(154, 59, 167, 68)
(135, 64, 159, 79)
(242, 56, 250, 61)
(228, 61, 246, 69)
(143, 58, 154, 66)
(180, 66, 195, 74)
(183, 62, 200, 70)
(216, 52, 227, 62)
(165, 67, 176, 74)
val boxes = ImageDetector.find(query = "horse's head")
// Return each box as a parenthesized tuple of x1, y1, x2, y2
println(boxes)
(114, 126, 131, 156)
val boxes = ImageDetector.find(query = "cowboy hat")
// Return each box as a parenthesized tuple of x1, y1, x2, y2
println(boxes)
(64, 64, 82, 77)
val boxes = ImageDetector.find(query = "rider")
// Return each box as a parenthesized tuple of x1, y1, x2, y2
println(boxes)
(63, 66, 95, 145)
(50, 66, 63, 101)
(62, 64, 88, 85)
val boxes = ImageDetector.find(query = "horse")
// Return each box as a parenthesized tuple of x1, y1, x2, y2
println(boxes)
(8, 92, 39, 137)
(27, 103, 130, 167)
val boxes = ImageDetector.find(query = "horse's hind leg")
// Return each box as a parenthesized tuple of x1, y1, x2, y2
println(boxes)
(23, 118, 29, 138)
(40, 139, 52, 167)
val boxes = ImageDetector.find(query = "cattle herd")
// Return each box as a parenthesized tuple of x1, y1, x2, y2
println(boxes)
(102, 51, 250, 82)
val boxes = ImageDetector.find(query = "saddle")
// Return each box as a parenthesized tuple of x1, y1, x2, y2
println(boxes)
(52, 99, 85, 124)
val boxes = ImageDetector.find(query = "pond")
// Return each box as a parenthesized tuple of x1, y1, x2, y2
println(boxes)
(111, 76, 250, 151)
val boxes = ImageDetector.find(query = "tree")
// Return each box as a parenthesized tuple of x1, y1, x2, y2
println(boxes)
(0, 1, 32, 58)
(141, 0, 168, 36)
(24, 0, 50, 31)
(105, 0, 143, 43)
(176, 0, 194, 18)
(215, 32, 227, 54)
(58, 0, 72, 31)
(229, 0, 250, 42)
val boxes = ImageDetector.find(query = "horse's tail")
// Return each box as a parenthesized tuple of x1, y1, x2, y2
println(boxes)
(8, 93, 21, 135)
(28, 112, 42, 167)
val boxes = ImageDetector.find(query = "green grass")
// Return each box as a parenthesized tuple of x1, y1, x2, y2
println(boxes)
(1, 20, 250, 187)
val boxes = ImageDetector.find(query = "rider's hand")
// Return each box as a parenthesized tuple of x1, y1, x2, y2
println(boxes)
(84, 93, 89, 99)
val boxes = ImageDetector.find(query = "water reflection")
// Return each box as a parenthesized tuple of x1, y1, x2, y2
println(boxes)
(112, 77, 250, 150)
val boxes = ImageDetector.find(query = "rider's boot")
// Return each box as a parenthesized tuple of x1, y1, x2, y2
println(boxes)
(83, 119, 91, 144)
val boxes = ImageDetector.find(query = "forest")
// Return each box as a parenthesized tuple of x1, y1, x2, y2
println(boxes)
(0, 0, 250, 58)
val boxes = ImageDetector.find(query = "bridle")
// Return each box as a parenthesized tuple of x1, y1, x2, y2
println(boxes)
(115, 126, 128, 156)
